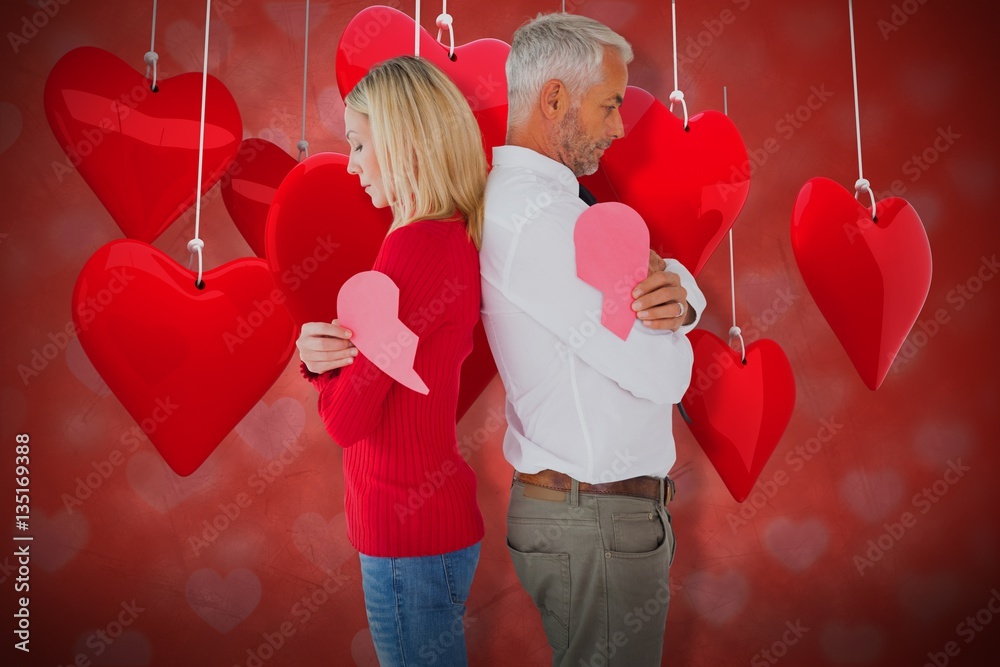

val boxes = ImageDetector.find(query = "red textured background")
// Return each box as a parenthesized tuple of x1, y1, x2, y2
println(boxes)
(2, 1, 999, 666)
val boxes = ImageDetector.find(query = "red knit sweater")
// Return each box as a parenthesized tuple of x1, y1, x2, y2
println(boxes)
(301, 217, 485, 557)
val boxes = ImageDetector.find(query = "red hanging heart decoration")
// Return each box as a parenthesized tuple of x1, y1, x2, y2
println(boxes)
(73, 240, 297, 476)
(266, 153, 393, 326)
(680, 330, 796, 503)
(580, 86, 750, 275)
(335, 5, 509, 162)
(266, 152, 496, 418)
(220, 139, 298, 258)
(791, 177, 932, 390)
(45, 46, 242, 242)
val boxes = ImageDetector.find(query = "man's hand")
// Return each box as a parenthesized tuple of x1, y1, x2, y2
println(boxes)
(297, 319, 358, 374)
(633, 254, 695, 331)
(648, 249, 667, 276)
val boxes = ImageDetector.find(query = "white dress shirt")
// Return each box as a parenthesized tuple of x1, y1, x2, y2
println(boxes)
(480, 145, 707, 483)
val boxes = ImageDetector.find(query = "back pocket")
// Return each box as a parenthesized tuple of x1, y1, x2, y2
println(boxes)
(506, 540, 571, 652)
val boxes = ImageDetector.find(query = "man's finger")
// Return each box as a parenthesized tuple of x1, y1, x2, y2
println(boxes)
(647, 249, 667, 276)
(635, 302, 686, 322)
(632, 285, 687, 313)
(632, 270, 680, 298)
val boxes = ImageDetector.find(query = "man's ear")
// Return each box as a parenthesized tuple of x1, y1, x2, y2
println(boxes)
(539, 79, 569, 121)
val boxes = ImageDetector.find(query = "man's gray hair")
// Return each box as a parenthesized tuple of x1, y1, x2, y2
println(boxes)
(506, 13, 634, 129)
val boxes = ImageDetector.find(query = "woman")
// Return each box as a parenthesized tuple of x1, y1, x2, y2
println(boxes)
(296, 56, 486, 666)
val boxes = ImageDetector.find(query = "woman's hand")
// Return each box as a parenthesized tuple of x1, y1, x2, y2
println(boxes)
(297, 319, 358, 374)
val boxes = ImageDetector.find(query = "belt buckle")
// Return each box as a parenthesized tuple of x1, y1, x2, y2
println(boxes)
(664, 477, 675, 504)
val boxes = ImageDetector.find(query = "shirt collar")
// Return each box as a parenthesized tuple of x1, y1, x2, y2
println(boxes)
(492, 145, 581, 197)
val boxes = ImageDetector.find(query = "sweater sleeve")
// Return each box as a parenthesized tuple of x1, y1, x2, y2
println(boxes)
(311, 223, 454, 447)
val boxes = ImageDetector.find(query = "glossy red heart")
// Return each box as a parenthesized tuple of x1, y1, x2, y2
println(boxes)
(580, 86, 750, 275)
(680, 331, 796, 503)
(220, 138, 298, 258)
(791, 177, 932, 390)
(266, 152, 496, 419)
(266, 152, 393, 325)
(45, 46, 242, 242)
(335, 5, 509, 162)
(72, 240, 297, 476)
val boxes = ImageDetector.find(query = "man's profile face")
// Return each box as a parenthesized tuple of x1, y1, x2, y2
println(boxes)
(554, 47, 628, 177)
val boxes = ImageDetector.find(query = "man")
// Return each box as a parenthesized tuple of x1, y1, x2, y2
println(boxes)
(479, 12, 706, 667)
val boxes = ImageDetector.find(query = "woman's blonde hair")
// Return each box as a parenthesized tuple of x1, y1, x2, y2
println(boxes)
(345, 56, 487, 250)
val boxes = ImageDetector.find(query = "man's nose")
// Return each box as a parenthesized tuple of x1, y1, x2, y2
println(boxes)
(609, 109, 625, 139)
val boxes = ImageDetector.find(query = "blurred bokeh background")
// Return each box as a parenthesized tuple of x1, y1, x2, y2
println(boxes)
(1, 0, 998, 665)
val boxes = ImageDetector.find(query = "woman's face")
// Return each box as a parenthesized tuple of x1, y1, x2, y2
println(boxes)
(344, 106, 388, 208)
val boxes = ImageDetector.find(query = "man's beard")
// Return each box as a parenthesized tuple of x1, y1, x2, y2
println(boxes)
(557, 106, 611, 177)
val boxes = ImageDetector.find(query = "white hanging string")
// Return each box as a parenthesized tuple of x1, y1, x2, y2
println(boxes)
(562, 0, 566, 12)
(297, 0, 311, 160)
(187, 0, 213, 289)
(723, 86, 745, 362)
(144, 0, 160, 91)
(668, 0, 689, 130)
(848, 0, 876, 220)
(435, 0, 455, 60)
(414, 0, 421, 57)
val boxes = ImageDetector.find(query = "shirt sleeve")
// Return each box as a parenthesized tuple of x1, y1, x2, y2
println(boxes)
(308, 224, 451, 447)
(481, 194, 693, 405)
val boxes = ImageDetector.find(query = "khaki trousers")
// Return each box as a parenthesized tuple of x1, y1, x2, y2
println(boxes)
(506, 478, 677, 667)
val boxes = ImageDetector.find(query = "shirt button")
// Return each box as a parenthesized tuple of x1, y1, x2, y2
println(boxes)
(605, 552, 611, 559)
(648, 512, 654, 520)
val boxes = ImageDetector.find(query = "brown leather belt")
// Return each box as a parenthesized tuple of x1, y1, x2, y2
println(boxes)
(514, 469, 675, 504)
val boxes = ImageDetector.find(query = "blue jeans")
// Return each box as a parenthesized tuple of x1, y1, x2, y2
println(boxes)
(359, 541, 481, 666)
